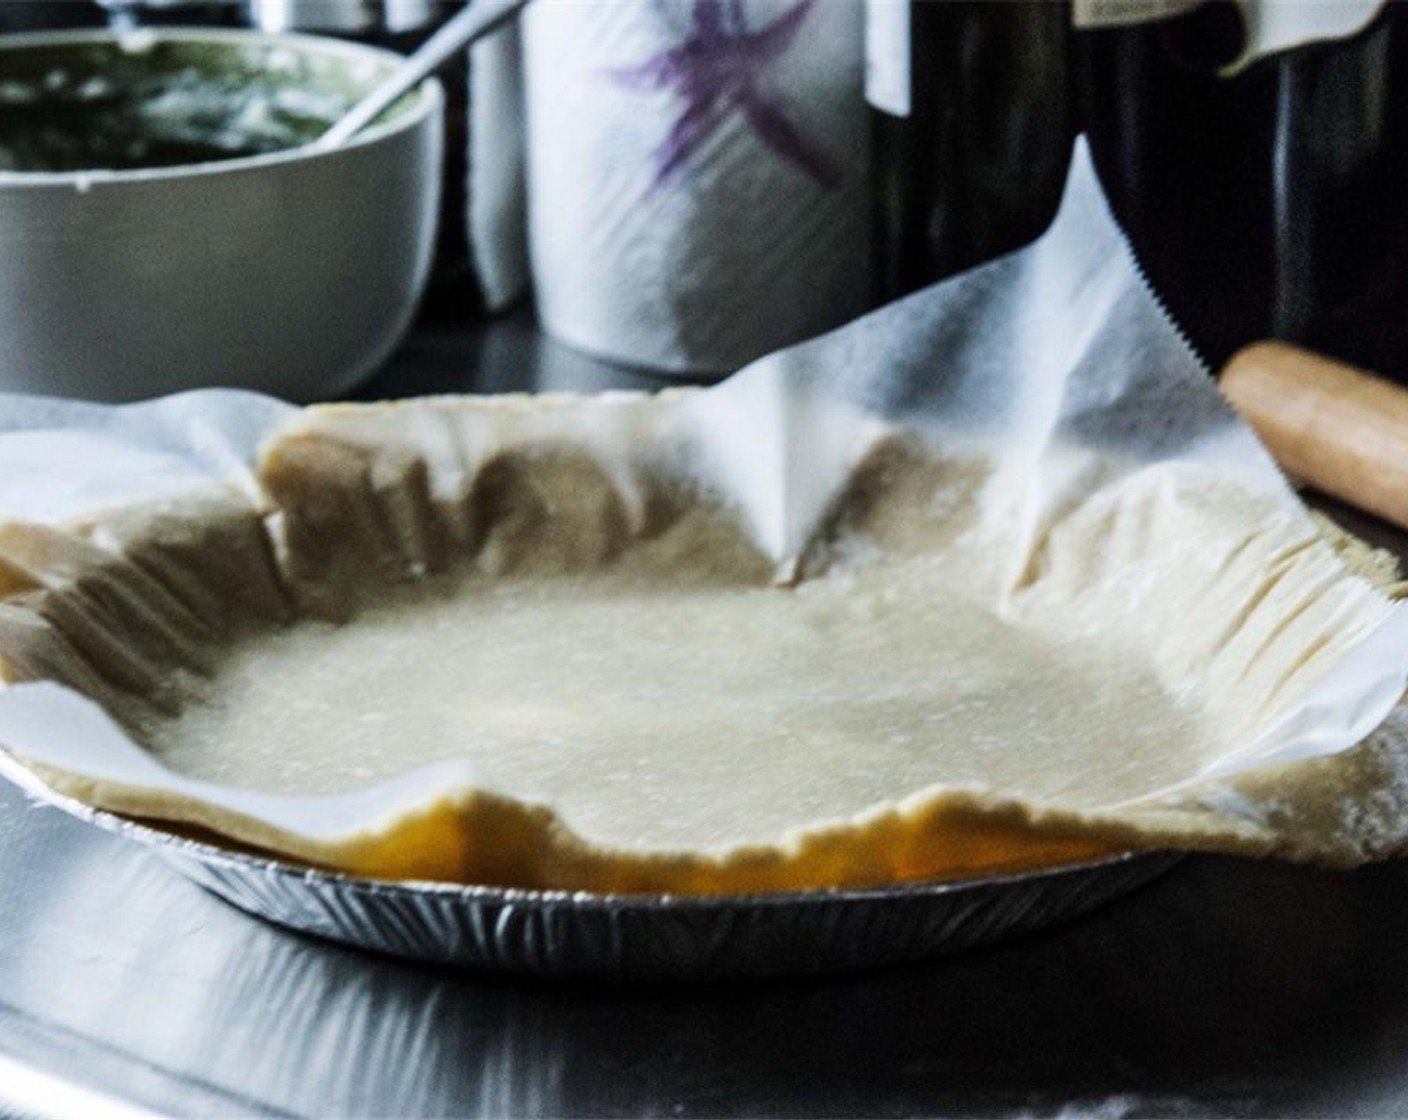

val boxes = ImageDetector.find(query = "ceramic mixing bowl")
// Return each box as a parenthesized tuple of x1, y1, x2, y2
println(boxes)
(0, 28, 443, 402)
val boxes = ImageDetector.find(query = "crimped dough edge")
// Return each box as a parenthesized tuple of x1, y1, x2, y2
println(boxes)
(1, 392, 1405, 893)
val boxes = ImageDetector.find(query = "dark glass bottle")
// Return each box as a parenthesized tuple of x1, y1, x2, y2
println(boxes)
(1080, 2, 1268, 370)
(1078, 1, 1408, 378)
(1266, 7, 1408, 380)
(869, 0, 1075, 302)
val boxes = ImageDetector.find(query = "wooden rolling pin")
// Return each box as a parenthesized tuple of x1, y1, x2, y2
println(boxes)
(1222, 341, 1408, 530)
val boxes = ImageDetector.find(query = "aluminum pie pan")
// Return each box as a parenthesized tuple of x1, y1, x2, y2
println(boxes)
(1, 754, 1180, 981)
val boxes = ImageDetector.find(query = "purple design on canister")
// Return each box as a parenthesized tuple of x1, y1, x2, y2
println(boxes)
(605, 0, 841, 192)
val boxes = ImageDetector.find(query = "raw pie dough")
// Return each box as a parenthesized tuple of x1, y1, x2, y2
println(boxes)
(0, 393, 1405, 893)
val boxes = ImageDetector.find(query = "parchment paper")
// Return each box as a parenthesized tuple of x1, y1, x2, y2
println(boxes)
(0, 139, 1406, 886)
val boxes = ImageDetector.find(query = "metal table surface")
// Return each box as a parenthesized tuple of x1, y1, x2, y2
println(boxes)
(5, 311, 1408, 1119)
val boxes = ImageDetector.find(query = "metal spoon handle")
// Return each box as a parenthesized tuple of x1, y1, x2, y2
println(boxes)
(314, 0, 527, 151)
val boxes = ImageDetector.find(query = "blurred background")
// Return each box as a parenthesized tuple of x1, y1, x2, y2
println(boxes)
(0, 0, 1403, 391)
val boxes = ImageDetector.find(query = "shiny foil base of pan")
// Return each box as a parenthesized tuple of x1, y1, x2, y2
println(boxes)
(2, 755, 1178, 982)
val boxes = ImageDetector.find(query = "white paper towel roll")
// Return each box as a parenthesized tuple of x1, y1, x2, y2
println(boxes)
(524, 0, 871, 376)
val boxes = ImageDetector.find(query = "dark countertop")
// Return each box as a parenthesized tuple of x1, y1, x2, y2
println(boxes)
(3, 310, 1408, 1119)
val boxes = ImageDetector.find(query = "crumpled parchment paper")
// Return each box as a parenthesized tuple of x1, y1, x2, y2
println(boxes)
(0, 139, 1405, 891)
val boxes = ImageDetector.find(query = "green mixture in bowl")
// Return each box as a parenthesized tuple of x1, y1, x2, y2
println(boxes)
(0, 34, 407, 172)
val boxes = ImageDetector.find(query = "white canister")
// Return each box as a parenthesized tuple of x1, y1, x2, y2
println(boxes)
(523, 0, 871, 377)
